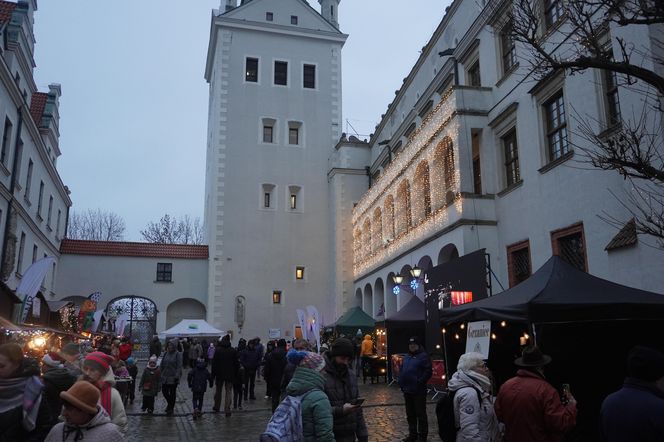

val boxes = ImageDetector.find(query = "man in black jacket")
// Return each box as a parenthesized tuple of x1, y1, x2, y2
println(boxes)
(322, 338, 369, 442)
(211, 335, 239, 416)
(263, 339, 288, 412)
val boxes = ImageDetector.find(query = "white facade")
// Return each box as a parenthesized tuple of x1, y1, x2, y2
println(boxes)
(203, 0, 347, 338)
(0, 0, 72, 302)
(347, 0, 664, 317)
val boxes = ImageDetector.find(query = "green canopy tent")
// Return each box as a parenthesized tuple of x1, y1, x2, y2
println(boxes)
(333, 306, 375, 336)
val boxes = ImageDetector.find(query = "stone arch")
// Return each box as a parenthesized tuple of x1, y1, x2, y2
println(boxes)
(105, 296, 158, 359)
(363, 283, 373, 316)
(431, 136, 455, 209)
(384, 195, 395, 241)
(372, 207, 383, 253)
(166, 298, 206, 329)
(395, 180, 412, 236)
(385, 272, 397, 318)
(373, 278, 385, 320)
(437, 244, 459, 265)
(353, 228, 362, 263)
(412, 161, 432, 225)
(355, 287, 363, 308)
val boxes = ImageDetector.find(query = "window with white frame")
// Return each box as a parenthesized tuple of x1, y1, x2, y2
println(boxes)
(303, 64, 316, 89)
(24, 159, 33, 201)
(500, 20, 517, 75)
(262, 118, 276, 143)
(274, 61, 288, 86)
(288, 185, 302, 212)
(544, 0, 564, 29)
(37, 181, 44, 219)
(502, 129, 521, 187)
(466, 59, 481, 87)
(288, 121, 302, 146)
(1, 117, 12, 166)
(16, 231, 25, 274)
(266, 12, 273, 21)
(543, 91, 569, 161)
(262, 184, 276, 209)
(603, 67, 621, 128)
(245, 57, 259, 83)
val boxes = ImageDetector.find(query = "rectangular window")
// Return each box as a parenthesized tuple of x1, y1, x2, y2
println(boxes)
(264, 192, 271, 208)
(263, 125, 274, 143)
(502, 129, 520, 186)
(501, 21, 517, 74)
(467, 60, 481, 87)
(303, 64, 316, 89)
(473, 154, 482, 194)
(47, 196, 53, 227)
(17, 232, 25, 274)
(295, 266, 305, 280)
(272, 290, 282, 304)
(289, 128, 299, 145)
(32, 244, 37, 264)
(507, 240, 531, 287)
(37, 181, 44, 217)
(24, 159, 33, 200)
(56, 209, 61, 237)
(544, 92, 569, 161)
(290, 194, 297, 210)
(604, 68, 621, 127)
(274, 61, 288, 86)
(51, 263, 56, 290)
(551, 223, 587, 272)
(1, 118, 12, 165)
(291, 15, 298, 25)
(544, 0, 564, 29)
(266, 12, 273, 21)
(245, 57, 258, 83)
(156, 263, 173, 282)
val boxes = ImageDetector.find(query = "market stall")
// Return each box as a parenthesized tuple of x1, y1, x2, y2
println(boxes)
(332, 306, 375, 336)
(384, 296, 425, 382)
(159, 319, 226, 338)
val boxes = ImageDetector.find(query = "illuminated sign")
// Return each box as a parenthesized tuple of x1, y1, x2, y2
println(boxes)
(451, 291, 473, 306)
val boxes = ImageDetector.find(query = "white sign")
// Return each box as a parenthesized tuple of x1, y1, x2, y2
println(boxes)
(268, 328, 281, 339)
(465, 320, 491, 359)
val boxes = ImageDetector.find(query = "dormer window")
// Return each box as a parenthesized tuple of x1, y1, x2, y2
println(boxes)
(291, 15, 298, 25)
(266, 12, 273, 21)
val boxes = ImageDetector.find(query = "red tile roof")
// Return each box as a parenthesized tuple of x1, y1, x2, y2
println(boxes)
(60, 239, 209, 259)
(605, 219, 638, 251)
(0, 2, 16, 23)
(30, 92, 48, 127)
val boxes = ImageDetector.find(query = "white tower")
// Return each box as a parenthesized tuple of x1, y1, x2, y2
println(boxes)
(221, 0, 236, 12)
(319, 0, 340, 28)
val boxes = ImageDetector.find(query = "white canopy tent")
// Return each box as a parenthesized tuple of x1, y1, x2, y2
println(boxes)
(159, 319, 226, 338)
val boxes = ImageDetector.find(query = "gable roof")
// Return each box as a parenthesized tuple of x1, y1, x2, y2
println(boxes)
(60, 239, 209, 260)
(222, 0, 341, 34)
(0, 1, 16, 23)
(605, 219, 637, 251)
(29, 92, 48, 127)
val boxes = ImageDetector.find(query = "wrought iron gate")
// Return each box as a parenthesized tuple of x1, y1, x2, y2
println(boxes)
(106, 296, 157, 360)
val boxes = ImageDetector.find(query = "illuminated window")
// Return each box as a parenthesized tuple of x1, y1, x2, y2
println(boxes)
(290, 194, 297, 210)
(245, 57, 258, 82)
(295, 266, 305, 280)
(272, 290, 282, 304)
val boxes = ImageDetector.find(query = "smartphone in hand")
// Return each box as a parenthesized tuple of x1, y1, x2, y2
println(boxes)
(351, 398, 365, 406)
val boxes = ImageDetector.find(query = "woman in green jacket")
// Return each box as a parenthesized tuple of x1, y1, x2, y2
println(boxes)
(285, 350, 335, 442)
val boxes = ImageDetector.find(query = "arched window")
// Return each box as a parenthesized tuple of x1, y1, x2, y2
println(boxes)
(372, 207, 383, 252)
(412, 161, 432, 225)
(384, 195, 395, 241)
(431, 137, 455, 209)
(363, 218, 372, 258)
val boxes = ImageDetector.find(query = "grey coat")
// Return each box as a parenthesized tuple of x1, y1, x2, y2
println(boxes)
(160, 350, 182, 384)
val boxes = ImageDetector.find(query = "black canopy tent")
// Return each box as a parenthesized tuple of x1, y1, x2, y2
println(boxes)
(384, 296, 426, 381)
(438, 255, 664, 325)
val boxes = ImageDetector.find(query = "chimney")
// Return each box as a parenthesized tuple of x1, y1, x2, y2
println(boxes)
(318, 0, 340, 28)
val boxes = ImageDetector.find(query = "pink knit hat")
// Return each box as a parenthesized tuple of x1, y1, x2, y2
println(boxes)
(287, 350, 326, 372)
(84, 351, 114, 372)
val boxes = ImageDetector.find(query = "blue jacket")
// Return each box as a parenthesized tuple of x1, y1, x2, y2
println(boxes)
(399, 348, 432, 395)
(239, 347, 262, 370)
(600, 378, 664, 442)
(187, 363, 213, 393)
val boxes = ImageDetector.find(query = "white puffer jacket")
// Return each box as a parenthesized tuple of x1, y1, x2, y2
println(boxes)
(448, 371, 502, 442)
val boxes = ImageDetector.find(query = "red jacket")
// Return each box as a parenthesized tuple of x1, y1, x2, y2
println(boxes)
(495, 369, 576, 442)
(118, 343, 132, 361)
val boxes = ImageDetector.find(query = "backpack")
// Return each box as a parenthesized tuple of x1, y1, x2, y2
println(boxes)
(436, 387, 482, 442)
(260, 390, 317, 442)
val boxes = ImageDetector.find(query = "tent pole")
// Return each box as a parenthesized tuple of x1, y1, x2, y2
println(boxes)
(531, 323, 537, 345)
(442, 327, 449, 381)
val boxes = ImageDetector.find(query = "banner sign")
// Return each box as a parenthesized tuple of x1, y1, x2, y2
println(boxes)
(296, 309, 308, 341)
(268, 328, 281, 339)
(306, 305, 321, 350)
(17, 257, 55, 323)
(451, 291, 473, 306)
(465, 320, 491, 359)
(428, 359, 447, 387)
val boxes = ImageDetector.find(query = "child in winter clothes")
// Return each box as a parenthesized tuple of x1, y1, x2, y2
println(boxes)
(139, 356, 161, 414)
(187, 358, 213, 419)
(126, 357, 138, 404)
(81, 352, 128, 434)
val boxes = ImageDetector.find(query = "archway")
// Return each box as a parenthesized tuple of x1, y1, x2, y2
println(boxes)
(372, 207, 383, 253)
(437, 244, 459, 265)
(374, 278, 385, 320)
(412, 161, 432, 225)
(363, 283, 373, 316)
(395, 180, 412, 236)
(106, 296, 158, 359)
(166, 298, 206, 329)
(355, 288, 363, 308)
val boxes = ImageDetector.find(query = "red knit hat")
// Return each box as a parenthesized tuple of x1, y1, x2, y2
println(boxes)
(84, 351, 114, 372)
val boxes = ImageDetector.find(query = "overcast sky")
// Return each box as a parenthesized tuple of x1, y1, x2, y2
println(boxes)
(33, 0, 449, 241)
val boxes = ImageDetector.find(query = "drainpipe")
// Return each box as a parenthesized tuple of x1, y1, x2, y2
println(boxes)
(0, 106, 24, 280)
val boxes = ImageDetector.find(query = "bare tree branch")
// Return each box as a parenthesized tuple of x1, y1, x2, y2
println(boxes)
(67, 209, 126, 241)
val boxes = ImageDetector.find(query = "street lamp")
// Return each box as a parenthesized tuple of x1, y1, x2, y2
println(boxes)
(410, 266, 422, 278)
(393, 274, 404, 285)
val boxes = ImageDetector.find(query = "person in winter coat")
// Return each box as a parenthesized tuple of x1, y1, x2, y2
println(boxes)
(118, 337, 132, 362)
(139, 356, 161, 413)
(189, 340, 203, 367)
(239, 339, 262, 400)
(284, 350, 335, 442)
(160, 339, 182, 415)
(211, 335, 239, 416)
(262, 340, 276, 399)
(81, 351, 128, 434)
(188, 358, 213, 419)
(59, 343, 83, 378)
(399, 336, 432, 442)
(0, 343, 52, 442)
(322, 338, 369, 442)
(126, 357, 138, 404)
(207, 342, 215, 365)
(495, 346, 576, 442)
(45, 380, 123, 442)
(448, 352, 502, 442)
(263, 339, 288, 412)
(41, 352, 77, 426)
(600, 346, 664, 442)
(360, 334, 373, 356)
(182, 339, 191, 369)
(149, 336, 162, 359)
(280, 338, 309, 399)
(233, 338, 247, 410)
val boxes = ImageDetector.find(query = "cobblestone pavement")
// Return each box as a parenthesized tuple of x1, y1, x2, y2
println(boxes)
(126, 370, 439, 442)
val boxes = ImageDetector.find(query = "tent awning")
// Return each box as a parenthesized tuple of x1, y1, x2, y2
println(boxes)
(439, 256, 664, 324)
(385, 296, 425, 325)
(160, 319, 226, 338)
(334, 306, 375, 330)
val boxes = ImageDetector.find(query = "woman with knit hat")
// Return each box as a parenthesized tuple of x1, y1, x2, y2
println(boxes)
(81, 351, 127, 434)
(44, 380, 123, 441)
(284, 350, 335, 442)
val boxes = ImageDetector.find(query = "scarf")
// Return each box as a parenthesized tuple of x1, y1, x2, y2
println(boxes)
(0, 374, 44, 432)
(99, 382, 113, 418)
(63, 424, 85, 442)
(459, 369, 492, 395)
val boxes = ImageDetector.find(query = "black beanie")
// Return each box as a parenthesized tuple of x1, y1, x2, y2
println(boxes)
(330, 338, 355, 358)
(627, 346, 664, 382)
